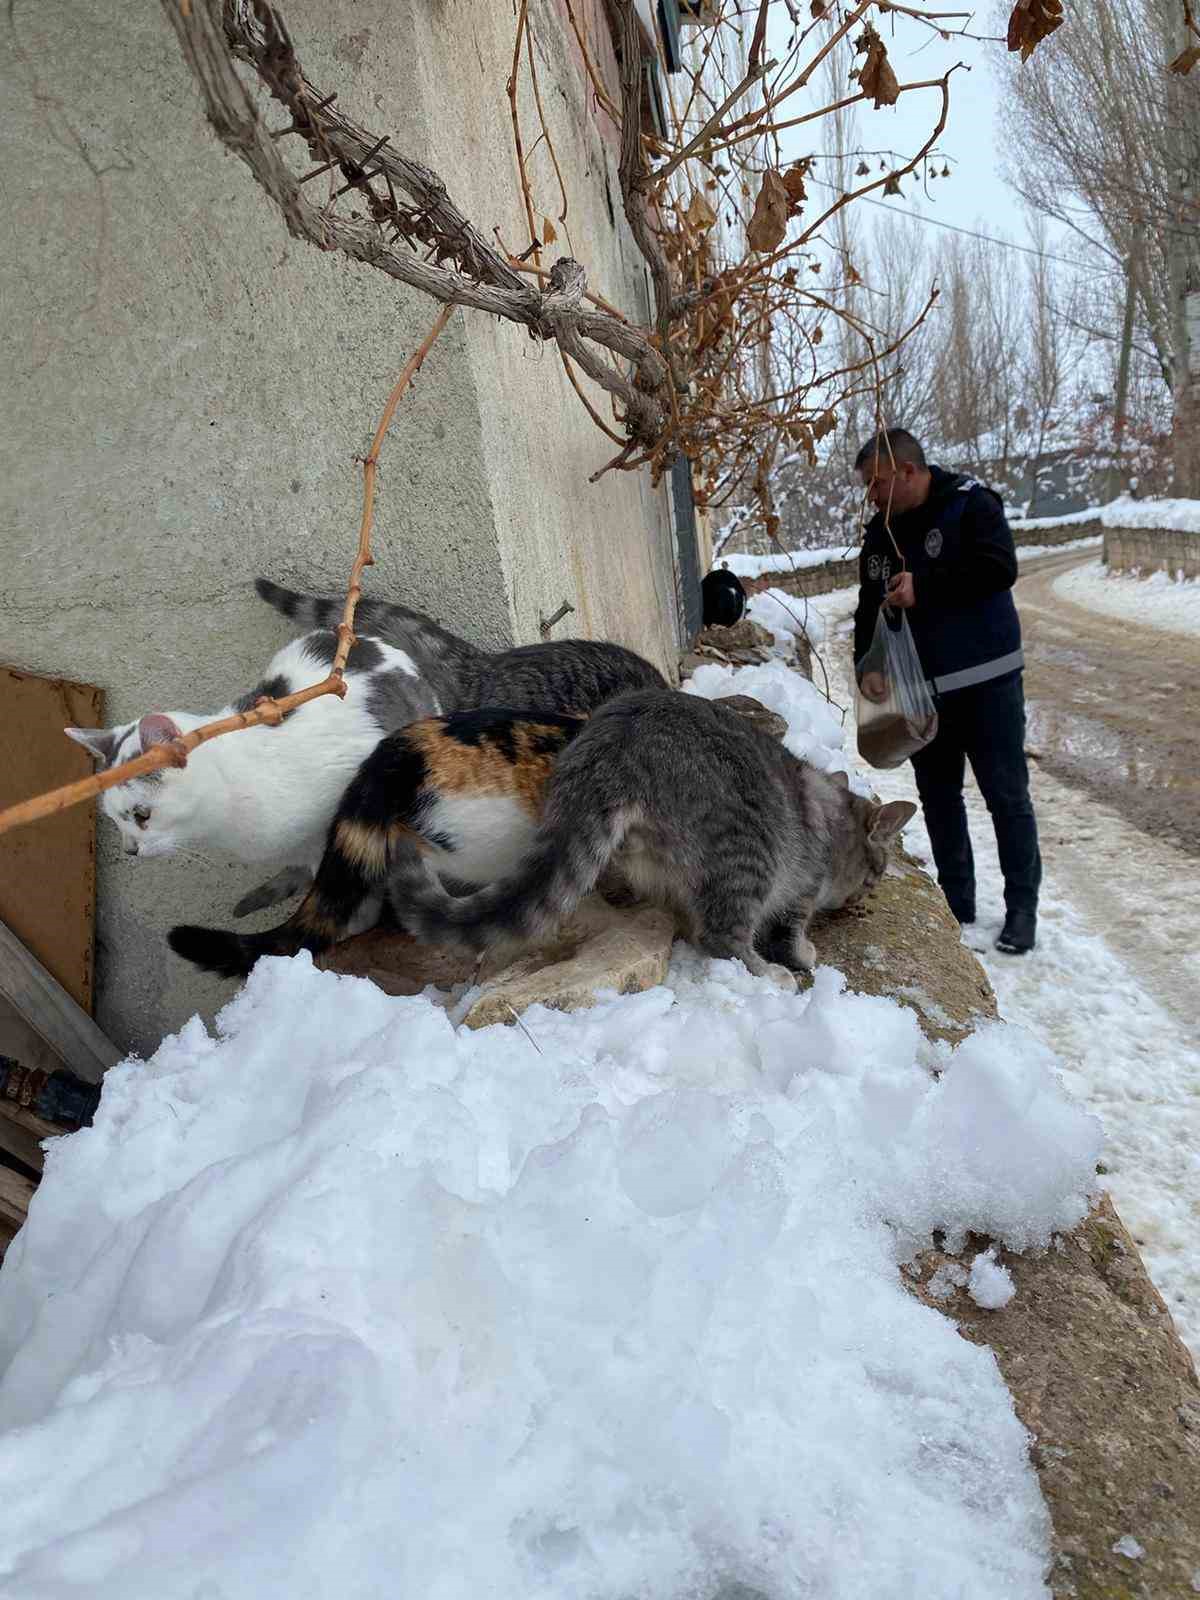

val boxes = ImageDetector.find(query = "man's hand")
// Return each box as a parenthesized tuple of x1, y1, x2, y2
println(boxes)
(887, 571, 916, 608)
(860, 671, 887, 703)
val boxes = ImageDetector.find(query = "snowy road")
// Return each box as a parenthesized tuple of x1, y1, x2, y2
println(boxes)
(804, 581, 1200, 1358)
(1019, 548, 1200, 855)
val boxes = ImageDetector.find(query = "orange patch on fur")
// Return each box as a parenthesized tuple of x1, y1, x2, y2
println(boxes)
(405, 718, 573, 818)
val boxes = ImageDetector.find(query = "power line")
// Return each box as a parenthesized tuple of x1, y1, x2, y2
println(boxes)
(807, 176, 1124, 276)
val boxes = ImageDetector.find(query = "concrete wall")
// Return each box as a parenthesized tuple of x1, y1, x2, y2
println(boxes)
(1104, 526, 1200, 579)
(0, 1, 683, 1055)
(737, 518, 1104, 601)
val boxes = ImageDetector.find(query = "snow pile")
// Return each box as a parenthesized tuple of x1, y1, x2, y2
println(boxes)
(719, 543, 857, 580)
(969, 1249, 1017, 1311)
(1010, 507, 1102, 531)
(1101, 496, 1200, 534)
(1053, 559, 1200, 636)
(683, 655, 853, 783)
(0, 950, 1101, 1600)
(746, 585, 830, 648)
(1015, 535, 1103, 562)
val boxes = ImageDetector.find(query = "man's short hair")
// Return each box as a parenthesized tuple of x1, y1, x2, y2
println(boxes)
(854, 428, 927, 472)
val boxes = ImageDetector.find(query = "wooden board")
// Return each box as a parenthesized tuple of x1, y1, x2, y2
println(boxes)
(0, 666, 103, 1011)
(0, 1162, 36, 1248)
(0, 919, 119, 1086)
(0, 1100, 61, 1176)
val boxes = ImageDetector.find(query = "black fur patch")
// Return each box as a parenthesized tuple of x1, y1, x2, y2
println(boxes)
(304, 631, 386, 673)
(233, 674, 294, 719)
(443, 707, 584, 756)
(256, 577, 297, 618)
(342, 730, 429, 829)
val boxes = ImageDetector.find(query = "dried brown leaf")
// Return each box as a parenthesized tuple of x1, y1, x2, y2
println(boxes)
(747, 170, 790, 253)
(813, 409, 837, 441)
(781, 163, 808, 213)
(542, 216, 557, 245)
(882, 173, 902, 195)
(685, 190, 718, 232)
(810, 0, 826, 15)
(856, 25, 900, 106)
(1006, 0, 1063, 60)
(1167, 43, 1200, 71)
(855, 160, 870, 176)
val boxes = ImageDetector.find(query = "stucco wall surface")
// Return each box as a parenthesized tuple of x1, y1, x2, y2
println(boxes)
(0, 1, 681, 1053)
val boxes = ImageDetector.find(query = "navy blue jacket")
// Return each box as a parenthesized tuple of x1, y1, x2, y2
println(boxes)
(853, 466, 1022, 693)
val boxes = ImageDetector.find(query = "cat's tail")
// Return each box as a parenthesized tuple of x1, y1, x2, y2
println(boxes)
(254, 577, 481, 665)
(392, 795, 624, 955)
(168, 731, 426, 980)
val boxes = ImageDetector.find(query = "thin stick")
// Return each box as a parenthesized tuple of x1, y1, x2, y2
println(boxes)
(332, 300, 455, 677)
(0, 305, 455, 841)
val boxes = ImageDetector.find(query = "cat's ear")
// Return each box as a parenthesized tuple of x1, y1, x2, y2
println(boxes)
(827, 768, 851, 791)
(869, 800, 917, 844)
(64, 726, 124, 767)
(137, 713, 183, 750)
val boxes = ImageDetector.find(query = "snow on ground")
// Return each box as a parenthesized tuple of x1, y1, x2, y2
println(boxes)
(720, 543, 857, 580)
(1011, 507, 1102, 531)
(0, 964, 1097, 1600)
(1015, 534, 1102, 562)
(1101, 495, 1200, 534)
(1054, 558, 1200, 635)
(806, 587, 1200, 1356)
(0, 657, 1110, 1600)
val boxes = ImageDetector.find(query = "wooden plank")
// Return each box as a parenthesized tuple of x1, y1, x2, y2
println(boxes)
(0, 1100, 61, 1175)
(0, 919, 120, 1085)
(0, 666, 102, 1012)
(0, 1163, 36, 1235)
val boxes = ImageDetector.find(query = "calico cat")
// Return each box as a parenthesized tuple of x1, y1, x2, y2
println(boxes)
(392, 690, 916, 986)
(167, 707, 586, 979)
(71, 577, 666, 916)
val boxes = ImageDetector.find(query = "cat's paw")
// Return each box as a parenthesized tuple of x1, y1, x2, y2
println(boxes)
(792, 935, 817, 972)
(764, 962, 799, 993)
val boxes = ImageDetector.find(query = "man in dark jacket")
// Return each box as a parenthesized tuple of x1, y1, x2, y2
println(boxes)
(852, 428, 1040, 954)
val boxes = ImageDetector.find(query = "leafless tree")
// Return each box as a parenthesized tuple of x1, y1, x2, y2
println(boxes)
(997, 0, 1200, 489)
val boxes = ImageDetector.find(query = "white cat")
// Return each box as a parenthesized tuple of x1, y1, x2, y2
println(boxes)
(67, 630, 438, 916)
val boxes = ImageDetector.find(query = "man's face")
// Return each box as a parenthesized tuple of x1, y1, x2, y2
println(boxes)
(859, 457, 926, 517)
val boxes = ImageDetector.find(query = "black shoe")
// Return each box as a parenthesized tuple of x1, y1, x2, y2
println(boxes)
(995, 910, 1036, 955)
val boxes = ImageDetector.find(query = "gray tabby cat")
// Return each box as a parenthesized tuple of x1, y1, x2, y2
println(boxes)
(395, 689, 916, 987)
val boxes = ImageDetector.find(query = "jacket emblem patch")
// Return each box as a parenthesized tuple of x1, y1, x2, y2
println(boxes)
(867, 553, 882, 580)
(925, 527, 944, 558)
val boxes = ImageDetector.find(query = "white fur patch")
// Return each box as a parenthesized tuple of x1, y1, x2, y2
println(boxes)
(424, 794, 538, 885)
(97, 632, 439, 865)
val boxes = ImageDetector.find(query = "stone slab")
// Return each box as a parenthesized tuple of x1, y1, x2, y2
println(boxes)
(463, 898, 674, 1031)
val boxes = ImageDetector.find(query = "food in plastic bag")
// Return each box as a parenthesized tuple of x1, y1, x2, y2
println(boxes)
(855, 605, 939, 769)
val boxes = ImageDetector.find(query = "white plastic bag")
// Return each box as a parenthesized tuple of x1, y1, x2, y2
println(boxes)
(855, 605, 938, 769)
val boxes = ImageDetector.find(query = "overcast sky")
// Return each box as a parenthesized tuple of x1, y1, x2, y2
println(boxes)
(764, 8, 1066, 262)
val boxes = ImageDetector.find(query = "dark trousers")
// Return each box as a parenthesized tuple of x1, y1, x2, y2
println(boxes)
(909, 672, 1041, 919)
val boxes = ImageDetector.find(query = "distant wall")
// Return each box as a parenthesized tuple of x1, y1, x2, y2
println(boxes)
(740, 558, 859, 600)
(736, 516, 1104, 601)
(1012, 517, 1102, 547)
(1104, 526, 1200, 579)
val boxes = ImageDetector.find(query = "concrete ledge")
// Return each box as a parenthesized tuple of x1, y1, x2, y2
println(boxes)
(1104, 525, 1200, 580)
